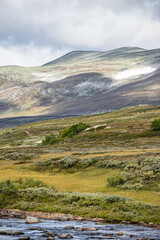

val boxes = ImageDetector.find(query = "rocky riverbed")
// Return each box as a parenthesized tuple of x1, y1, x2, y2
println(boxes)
(0, 217, 160, 240)
(0, 210, 160, 240)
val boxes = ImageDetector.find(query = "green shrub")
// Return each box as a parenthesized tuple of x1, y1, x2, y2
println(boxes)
(42, 134, 58, 145)
(105, 195, 129, 203)
(13, 201, 38, 211)
(61, 156, 78, 168)
(151, 119, 160, 131)
(107, 156, 160, 190)
(0, 180, 18, 208)
(58, 122, 90, 140)
(107, 175, 127, 187)
(79, 158, 92, 168)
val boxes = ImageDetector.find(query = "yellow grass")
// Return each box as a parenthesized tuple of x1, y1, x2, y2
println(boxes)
(35, 148, 160, 163)
(0, 161, 160, 206)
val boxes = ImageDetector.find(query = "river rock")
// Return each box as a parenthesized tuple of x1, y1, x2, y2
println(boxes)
(47, 237, 55, 240)
(118, 231, 123, 235)
(137, 239, 150, 240)
(46, 232, 57, 237)
(122, 220, 131, 224)
(110, 227, 114, 230)
(86, 227, 98, 231)
(25, 216, 40, 224)
(102, 233, 113, 237)
(64, 226, 74, 230)
(0, 230, 24, 235)
(18, 237, 30, 240)
(59, 234, 73, 239)
(76, 227, 85, 231)
(58, 215, 71, 221)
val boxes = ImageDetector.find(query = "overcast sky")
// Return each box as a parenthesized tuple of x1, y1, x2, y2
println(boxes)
(0, 0, 160, 66)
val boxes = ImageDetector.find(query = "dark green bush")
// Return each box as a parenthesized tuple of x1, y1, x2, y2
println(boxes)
(107, 175, 127, 187)
(58, 122, 90, 140)
(151, 119, 160, 131)
(0, 180, 18, 208)
(42, 134, 58, 145)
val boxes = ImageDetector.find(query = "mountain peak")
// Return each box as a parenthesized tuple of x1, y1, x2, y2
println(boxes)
(43, 47, 146, 66)
(0, 47, 160, 124)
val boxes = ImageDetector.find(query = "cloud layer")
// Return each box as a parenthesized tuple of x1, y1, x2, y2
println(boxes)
(0, 0, 160, 66)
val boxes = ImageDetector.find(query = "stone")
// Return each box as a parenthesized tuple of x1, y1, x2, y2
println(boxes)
(87, 233, 97, 236)
(47, 237, 54, 240)
(102, 233, 113, 237)
(58, 215, 70, 221)
(110, 227, 114, 230)
(137, 239, 150, 240)
(122, 220, 131, 224)
(25, 216, 40, 224)
(129, 234, 137, 238)
(76, 227, 85, 231)
(59, 234, 73, 239)
(86, 227, 98, 231)
(0, 230, 24, 235)
(64, 226, 74, 230)
(118, 231, 123, 236)
(18, 237, 30, 240)
(46, 232, 57, 237)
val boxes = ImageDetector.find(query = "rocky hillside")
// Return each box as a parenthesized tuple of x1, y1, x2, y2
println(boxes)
(0, 47, 160, 123)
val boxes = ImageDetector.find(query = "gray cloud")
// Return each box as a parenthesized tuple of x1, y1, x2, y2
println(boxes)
(0, 0, 160, 66)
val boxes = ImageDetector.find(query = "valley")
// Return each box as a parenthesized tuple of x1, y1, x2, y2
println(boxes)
(0, 105, 160, 224)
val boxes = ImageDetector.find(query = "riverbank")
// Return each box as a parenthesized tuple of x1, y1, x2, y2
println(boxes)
(0, 209, 160, 230)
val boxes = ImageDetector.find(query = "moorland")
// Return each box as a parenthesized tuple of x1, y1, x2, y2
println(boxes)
(0, 105, 160, 224)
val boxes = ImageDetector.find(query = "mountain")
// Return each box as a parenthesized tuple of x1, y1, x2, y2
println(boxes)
(0, 47, 160, 126)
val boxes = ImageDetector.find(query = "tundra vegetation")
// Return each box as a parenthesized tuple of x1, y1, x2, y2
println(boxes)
(0, 105, 160, 224)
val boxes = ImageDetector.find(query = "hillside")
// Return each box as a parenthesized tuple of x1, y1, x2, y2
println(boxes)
(0, 105, 160, 224)
(0, 47, 160, 128)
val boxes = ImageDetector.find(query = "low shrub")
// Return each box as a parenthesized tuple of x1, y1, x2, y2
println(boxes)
(0, 180, 18, 208)
(107, 175, 127, 187)
(42, 134, 58, 145)
(151, 119, 160, 131)
(61, 156, 78, 168)
(0, 179, 160, 223)
(58, 122, 90, 140)
(79, 158, 93, 168)
(107, 156, 160, 190)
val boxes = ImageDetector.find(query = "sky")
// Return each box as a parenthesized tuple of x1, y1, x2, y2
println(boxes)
(0, 0, 160, 66)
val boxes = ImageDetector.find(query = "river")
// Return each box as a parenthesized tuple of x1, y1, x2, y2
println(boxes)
(0, 218, 160, 239)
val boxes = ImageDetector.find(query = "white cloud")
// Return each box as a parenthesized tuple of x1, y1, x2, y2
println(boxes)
(0, 0, 160, 66)
(0, 43, 69, 66)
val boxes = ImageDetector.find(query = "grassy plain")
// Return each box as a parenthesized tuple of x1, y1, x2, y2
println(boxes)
(0, 105, 160, 223)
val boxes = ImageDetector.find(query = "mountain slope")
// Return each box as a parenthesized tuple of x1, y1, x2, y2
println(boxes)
(0, 47, 160, 123)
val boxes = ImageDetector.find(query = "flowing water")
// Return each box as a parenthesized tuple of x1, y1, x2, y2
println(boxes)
(0, 218, 160, 240)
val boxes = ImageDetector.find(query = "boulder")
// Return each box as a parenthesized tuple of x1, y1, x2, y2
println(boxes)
(0, 230, 24, 235)
(86, 227, 98, 231)
(64, 226, 74, 230)
(76, 227, 85, 231)
(18, 237, 30, 240)
(25, 216, 40, 224)
(47, 237, 54, 240)
(118, 231, 123, 235)
(59, 234, 73, 239)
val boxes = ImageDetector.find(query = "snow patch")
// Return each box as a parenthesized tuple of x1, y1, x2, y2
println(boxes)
(33, 72, 64, 82)
(114, 67, 156, 80)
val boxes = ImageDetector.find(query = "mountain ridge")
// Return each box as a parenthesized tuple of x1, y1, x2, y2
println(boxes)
(0, 46, 160, 127)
